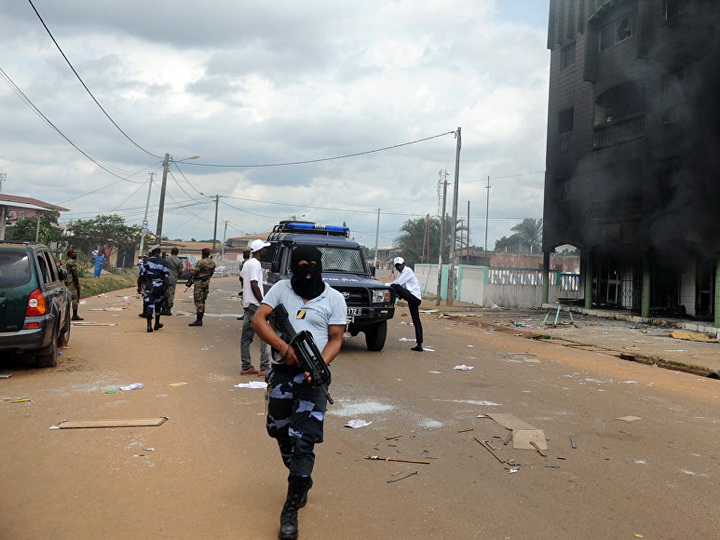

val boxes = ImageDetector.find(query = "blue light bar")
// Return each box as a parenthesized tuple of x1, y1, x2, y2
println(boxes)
(285, 222, 349, 233)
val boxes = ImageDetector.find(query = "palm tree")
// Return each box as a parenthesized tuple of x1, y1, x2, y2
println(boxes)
(509, 218, 543, 253)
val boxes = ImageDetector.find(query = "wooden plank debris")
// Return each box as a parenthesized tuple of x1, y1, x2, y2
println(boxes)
(55, 417, 168, 429)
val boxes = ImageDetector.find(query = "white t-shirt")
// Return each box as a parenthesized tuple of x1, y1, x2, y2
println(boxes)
(391, 266, 422, 300)
(262, 280, 347, 357)
(240, 257, 264, 308)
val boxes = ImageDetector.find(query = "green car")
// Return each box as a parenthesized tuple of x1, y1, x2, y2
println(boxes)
(0, 242, 72, 368)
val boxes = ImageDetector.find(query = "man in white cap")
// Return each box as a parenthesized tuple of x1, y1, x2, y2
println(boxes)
(239, 239, 272, 375)
(388, 256, 424, 351)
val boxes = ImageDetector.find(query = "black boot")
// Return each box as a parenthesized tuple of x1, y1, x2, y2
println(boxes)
(72, 309, 84, 321)
(188, 312, 203, 326)
(279, 476, 312, 540)
(154, 314, 163, 331)
(298, 477, 312, 509)
(146, 315, 153, 333)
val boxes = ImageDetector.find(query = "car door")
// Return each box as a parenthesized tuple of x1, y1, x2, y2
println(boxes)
(37, 250, 67, 325)
(0, 249, 34, 332)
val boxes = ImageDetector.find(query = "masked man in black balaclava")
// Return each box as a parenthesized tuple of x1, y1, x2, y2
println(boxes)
(252, 244, 348, 540)
(290, 245, 325, 300)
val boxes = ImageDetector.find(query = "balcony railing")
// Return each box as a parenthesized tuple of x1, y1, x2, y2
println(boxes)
(593, 114, 645, 149)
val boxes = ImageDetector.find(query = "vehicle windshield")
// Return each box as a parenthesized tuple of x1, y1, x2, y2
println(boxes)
(300, 246, 367, 274)
(0, 251, 32, 288)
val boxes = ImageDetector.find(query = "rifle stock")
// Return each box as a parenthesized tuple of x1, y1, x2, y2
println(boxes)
(273, 304, 333, 404)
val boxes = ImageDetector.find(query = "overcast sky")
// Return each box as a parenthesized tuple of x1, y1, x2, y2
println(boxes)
(0, 0, 550, 251)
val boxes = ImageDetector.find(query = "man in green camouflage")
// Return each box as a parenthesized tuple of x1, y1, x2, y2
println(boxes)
(64, 248, 84, 321)
(188, 247, 216, 327)
(162, 247, 185, 316)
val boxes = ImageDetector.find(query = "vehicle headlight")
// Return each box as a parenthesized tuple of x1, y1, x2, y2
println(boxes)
(371, 289, 391, 303)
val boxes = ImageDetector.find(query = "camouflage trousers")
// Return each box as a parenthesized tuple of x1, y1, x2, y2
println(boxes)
(265, 367, 327, 478)
(67, 285, 79, 311)
(193, 281, 210, 314)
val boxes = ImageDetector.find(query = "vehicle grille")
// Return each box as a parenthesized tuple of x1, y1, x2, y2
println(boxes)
(333, 287, 368, 306)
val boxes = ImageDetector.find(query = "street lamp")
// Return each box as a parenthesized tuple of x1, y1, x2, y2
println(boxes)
(156, 153, 199, 249)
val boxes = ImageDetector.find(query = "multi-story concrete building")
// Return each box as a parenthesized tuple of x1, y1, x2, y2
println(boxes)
(542, 0, 720, 325)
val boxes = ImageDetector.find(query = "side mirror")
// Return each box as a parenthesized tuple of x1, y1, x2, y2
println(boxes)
(58, 268, 68, 280)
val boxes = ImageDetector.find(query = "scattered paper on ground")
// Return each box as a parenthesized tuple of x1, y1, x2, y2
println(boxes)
(669, 330, 718, 343)
(453, 365, 474, 371)
(54, 417, 168, 429)
(617, 415, 642, 422)
(169, 382, 188, 387)
(233, 381, 267, 389)
(345, 419, 372, 428)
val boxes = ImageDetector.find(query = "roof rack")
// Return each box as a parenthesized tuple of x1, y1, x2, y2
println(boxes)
(270, 221, 350, 237)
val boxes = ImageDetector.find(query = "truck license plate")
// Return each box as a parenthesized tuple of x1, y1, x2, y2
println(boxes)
(347, 307, 362, 316)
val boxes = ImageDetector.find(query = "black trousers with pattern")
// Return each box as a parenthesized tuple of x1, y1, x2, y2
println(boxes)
(265, 367, 327, 478)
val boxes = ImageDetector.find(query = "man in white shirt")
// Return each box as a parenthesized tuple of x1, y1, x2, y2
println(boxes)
(239, 239, 272, 375)
(388, 256, 424, 351)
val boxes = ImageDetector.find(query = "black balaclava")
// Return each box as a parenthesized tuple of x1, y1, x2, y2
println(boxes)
(290, 245, 324, 300)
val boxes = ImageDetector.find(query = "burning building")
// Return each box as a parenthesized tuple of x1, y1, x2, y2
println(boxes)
(542, 0, 720, 324)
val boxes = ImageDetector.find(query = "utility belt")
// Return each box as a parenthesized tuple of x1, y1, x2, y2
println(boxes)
(270, 362, 304, 376)
(197, 277, 210, 283)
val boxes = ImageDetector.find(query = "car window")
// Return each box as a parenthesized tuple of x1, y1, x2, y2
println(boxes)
(37, 252, 50, 284)
(0, 251, 32, 288)
(43, 251, 59, 282)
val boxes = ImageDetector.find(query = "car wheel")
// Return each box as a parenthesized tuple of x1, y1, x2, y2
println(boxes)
(35, 330, 58, 368)
(364, 320, 387, 351)
(57, 310, 71, 348)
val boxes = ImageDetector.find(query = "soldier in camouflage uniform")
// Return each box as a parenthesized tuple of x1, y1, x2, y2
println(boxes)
(188, 247, 216, 327)
(64, 249, 84, 321)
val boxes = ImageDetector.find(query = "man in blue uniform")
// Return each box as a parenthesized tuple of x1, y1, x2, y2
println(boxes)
(252, 245, 347, 540)
(137, 246, 170, 333)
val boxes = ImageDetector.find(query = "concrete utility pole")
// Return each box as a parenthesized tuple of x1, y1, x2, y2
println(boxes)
(156, 153, 199, 250)
(484, 175, 490, 251)
(467, 200, 471, 260)
(212, 195, 219, 251)
(436, 170, 449, 306)
(139, 172, 154, 255)
(221, 220, 228, 258)
(373, 208, 380, 268)
(156, 153, 170, 249)
(447, 127, 461, 306)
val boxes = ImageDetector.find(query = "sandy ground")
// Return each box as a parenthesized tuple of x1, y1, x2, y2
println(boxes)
(1, 277, 719, 539)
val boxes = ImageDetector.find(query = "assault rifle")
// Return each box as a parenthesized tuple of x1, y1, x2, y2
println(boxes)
(272, 304, 333, 404)
(184, 275, 195, 291)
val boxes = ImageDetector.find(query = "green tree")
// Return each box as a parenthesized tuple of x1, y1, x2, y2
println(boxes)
(494, 218, 543, 253)
(66, 215, 142, 261)
(511, 218, 543, 252)
(394, 216, 453, 266)
(6, 213, 62, 244)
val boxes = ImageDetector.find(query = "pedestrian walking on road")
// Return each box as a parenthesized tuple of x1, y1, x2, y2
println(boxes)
(137, 246, 169, 333)
(239, 240, 272, 376)
(388, 256, 424, 351)
(252, 245, 347, 540)
(162, 247, 184, 315)
(188, 247, 216, 326)
(64, 248, 84, 321)
(92, 249, 107, 278)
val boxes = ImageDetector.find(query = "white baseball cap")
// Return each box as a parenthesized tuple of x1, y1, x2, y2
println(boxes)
(250, 239, 271, 253)
(393, 256, 404, 265)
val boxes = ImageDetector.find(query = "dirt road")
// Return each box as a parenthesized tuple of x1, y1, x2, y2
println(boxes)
(1, 277, 719, 539)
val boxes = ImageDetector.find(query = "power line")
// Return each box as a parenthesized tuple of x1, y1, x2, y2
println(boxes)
(183, 131, 456, 169)
(26, 0, 161, 159)
(0, 67, 157, 193)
